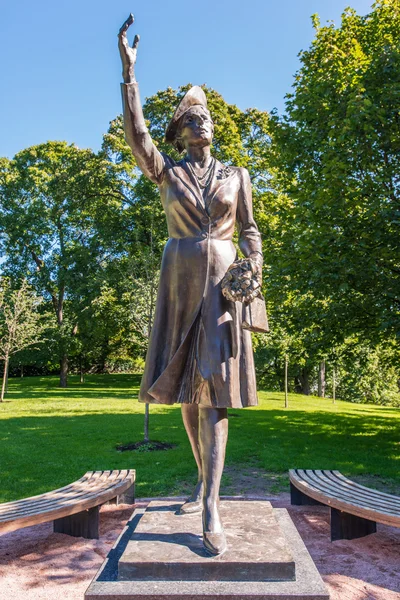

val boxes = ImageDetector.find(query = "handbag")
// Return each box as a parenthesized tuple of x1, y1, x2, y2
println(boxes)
(242, 294, 269, 333)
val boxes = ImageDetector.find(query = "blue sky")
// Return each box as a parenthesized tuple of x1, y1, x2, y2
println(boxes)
(0, 0, 373, 158)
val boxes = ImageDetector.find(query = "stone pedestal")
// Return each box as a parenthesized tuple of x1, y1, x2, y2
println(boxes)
(119, 501, 294, 582)
(85, 500, 330, 599)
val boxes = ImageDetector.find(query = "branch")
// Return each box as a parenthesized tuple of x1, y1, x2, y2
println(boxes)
(25, 245, 58, 311)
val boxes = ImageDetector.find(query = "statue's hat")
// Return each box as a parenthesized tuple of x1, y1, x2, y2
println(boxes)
(165, 86, 208, 152)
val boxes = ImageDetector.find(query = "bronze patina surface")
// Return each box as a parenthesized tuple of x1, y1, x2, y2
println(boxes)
(118, 14, 264, 555)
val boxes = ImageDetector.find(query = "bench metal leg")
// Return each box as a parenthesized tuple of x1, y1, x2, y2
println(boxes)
(290, 482, 324, 506)
(54, 506, 99, 539)
(330, 507, 376, 541)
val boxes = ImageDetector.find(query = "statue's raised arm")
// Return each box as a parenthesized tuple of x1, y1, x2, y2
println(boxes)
(118, 15, 165, 184)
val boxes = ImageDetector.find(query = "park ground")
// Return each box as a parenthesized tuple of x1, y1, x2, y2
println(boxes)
(0, 374, 399, 599)
(0, 374, 399, 501)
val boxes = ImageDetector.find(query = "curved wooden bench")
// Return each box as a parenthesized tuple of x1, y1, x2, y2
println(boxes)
(289, 469, 400, 541)
(0, 469, 135, 539)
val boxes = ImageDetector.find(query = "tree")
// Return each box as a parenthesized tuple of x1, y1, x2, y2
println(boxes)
(0, 278, 45, 401)
(0, 141, 126, 387)
(270, 0, 400, 342)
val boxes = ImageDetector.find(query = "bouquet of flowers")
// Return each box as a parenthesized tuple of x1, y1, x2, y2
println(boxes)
(221, 258, 261, 304)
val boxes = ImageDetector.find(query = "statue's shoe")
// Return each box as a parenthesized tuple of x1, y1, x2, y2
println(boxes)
(179, 499, 202, 514)
(203, 530, 227, 556)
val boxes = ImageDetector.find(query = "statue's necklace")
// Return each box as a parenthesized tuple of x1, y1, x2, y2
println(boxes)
(186, 157, 215, 189)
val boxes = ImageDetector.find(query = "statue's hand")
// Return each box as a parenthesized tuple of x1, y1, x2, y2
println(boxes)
(249, 253, 263, 284)
(118, 14, 140, 84)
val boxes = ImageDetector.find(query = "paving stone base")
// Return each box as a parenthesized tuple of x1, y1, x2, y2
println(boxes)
(118, 501, 295, 582)
(84, 501, 330, 600)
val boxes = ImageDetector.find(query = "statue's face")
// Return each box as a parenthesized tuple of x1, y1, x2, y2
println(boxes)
(178, 106, 214, 149)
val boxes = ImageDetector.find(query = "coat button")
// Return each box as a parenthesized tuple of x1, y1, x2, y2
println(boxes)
(201, 217, 209, 225)
(201, 232, 208, 239)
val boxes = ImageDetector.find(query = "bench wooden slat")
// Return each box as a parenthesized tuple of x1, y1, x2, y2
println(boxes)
(0, 472, 95, 511)
(0, 474, 106, 515)
(296, 470, 400, 518)
(0, 469, 135, 535)
(0, 470, 117, 510)
(0, 472, 133, 533)
(290, 469, 400, 526)
(0, 471, 128, 520)
(331, 470, 400, 505)
(0, 470, 123, 518)
(302, 470, 400, 515)
(321, 470, 400, 508)
(289, 469, 400, 529)
(0, 471, 112, 518)
(313, 470, 400, 512)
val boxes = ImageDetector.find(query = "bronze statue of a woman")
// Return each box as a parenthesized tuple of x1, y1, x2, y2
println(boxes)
(118, 14, 263, 556)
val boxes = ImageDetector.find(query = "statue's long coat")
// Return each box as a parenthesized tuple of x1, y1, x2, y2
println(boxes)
(122, 83, 263, 408)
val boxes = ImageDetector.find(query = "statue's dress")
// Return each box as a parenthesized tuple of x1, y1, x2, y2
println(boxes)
(122, 83, 262, 408)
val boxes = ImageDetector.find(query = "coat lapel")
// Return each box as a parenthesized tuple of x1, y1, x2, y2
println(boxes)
(172, 160, 207, 214)
(170, 158, 234, 217)
(205, 160, 234, 214)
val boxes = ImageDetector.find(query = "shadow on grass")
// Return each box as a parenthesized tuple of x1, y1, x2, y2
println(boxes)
(5, 374, 142, 401)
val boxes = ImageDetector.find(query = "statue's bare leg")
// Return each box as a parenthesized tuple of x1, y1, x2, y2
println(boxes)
(180, 404, 203, 513)
(199, 406, 228, 555)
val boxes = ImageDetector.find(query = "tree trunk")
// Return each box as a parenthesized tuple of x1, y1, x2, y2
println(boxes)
(299, 367, 310, 395)
(5, 359, 9, 393)
(60, 354, 68, 388)
(274, 358, 284, 391)
(56, 288, 68, 388)
(144, 403, 150, 442)
(332, 368, 336, 404)
(20, 365, 24, 378)
(99, 338, 109, 372)
(1, 355, 9, 402)
(80, 355, 85, 383)
(318, 360, 326, 397)
(284, 356, 288, 408)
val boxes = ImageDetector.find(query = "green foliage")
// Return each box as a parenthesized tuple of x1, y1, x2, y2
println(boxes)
(0, 141, 131, 384)
(253, 1, 400, 404)
(254, 324, 400, 404)
(0, 278, 44, 360)
(332, 339, 400, 406)
(0, 278, 49, 399)
(2, 34, 400, 406)
(270, 0, 400, 341)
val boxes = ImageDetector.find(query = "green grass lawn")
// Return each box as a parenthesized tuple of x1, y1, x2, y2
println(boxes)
(0, 373, 399, 502)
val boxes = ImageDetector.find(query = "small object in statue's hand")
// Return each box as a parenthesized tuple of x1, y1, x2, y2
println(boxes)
(221, 258, 262, 304)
